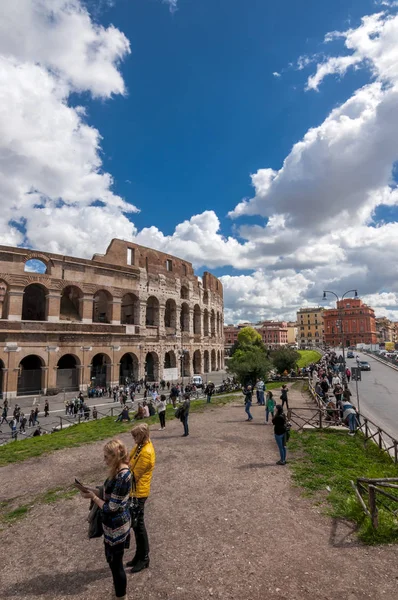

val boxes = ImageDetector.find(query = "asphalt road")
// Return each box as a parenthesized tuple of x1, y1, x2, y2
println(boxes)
(346, 351, 398, 440)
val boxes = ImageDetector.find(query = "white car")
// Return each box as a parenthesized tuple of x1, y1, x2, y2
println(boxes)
(192, 375, 203, 388)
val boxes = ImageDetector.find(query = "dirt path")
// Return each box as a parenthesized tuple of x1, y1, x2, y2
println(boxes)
(1, 391, 397, 600)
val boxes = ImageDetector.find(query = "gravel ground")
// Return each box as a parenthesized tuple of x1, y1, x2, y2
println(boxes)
(1, 390, 398, 600)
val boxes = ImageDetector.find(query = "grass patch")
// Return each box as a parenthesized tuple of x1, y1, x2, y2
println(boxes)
(0, 394, 239, 467)
(2, 505, 29, 524)
(0, 486, 80, 527)
(297, 350, 322, 368)
(289, 429, 398, 544)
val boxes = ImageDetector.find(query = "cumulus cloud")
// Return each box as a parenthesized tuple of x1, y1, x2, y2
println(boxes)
(0, 0, 134, 257)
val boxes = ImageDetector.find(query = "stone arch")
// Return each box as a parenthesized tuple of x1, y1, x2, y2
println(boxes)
(22, 283, 47, 321)
(180, 302, 190, 332)
(119, 353, 139, 384)
(57, 354, 80, 391)
(24, 258, 48, 274)
(182, 350, 190, 377)
(164, 350, 177, 369)
(17, 354, 45, 396)
(60, 285, 83, 321)
(0, 280, 8, 319)
(211, 310, 216, 337)
(193, 304, 201, 335)
(203, 350, 209, 373)
(181, 285, 189, 300)
(211, 349, 216, 371)
(93, 289, 112, 324)
(146, 296, 160, 327)
(203, 290, 209, 304)
(193, 350, 202, 375)
(90, 353, 111, 388)
(145, 351, 159, 381)
(217, 350, 221, 370)
(203, 309, 209, 337)
(121, 293, 140, 325)
(164, 299, 177, 329)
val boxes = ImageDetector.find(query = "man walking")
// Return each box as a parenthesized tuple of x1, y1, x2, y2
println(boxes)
(256, 378, 265, 405)
(243, 385, 253, 421)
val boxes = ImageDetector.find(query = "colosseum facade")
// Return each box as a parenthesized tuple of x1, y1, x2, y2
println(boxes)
(0, 239, 224, 398)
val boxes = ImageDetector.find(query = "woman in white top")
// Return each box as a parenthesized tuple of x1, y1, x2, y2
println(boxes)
(157, 394, 167, 430)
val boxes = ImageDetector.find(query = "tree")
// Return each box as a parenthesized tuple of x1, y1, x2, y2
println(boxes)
(271, 347, 300, 374)
(227, 327, 272, 385)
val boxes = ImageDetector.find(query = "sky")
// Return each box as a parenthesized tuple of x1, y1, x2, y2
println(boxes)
(2, 0, 398, 323)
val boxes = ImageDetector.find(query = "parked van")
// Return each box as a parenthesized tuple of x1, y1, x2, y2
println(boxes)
(192, 375, 203, 388)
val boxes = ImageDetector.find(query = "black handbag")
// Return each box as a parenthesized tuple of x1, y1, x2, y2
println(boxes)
(129, 497, 142, 529)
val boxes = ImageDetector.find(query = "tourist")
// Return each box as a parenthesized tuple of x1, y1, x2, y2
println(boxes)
(115, 407, 131, 423)
(148, 400, 156, 417)
(19, 413, 27, 433)
(0, 405, 8, 425)
(342, 400, 358, 435)
(133, 403, 145, 421)
(280, 384, 289, 410)
(346, 367, 351, 383)
(79, 439, 131, 599)
(170, 385, 178, 408)
(142, 401, 150, 418)
(179, 394, 190, 436)
(265, 391, 275, 423)
(205, 382, 215, 404)
(272, 405, 287, 465)
(44, 400, 49, 417)
(243, 385, 253, 421)
(93, 406, 98, 420)
(157, 394, 167, 430)
(34, 406, 39, 425)
(28, 409, 35, 428)
(9, 417, 17, 439)
(127, 423, 156, 573)
(256, 378, 265, 406)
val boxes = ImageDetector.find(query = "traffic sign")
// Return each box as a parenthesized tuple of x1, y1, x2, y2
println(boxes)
(351, 367, 361, 381)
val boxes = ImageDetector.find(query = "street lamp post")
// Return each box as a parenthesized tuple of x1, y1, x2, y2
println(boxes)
(323, 289, 358, 383)
(178, 349, 187, 392)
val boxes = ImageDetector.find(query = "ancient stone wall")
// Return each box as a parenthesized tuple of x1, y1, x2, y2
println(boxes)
(0, 240, 224, 397)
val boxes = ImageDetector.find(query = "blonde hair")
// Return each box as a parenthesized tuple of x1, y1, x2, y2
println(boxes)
(104, 439, 129, 479)
(131, 423, 150, 445)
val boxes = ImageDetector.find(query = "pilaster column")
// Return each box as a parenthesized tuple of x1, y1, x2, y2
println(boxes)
(7, 288, 24, 321)
(81, 295, 94, 324)
(46, 292, 61, 323)
(158, 304, 166, 336)
(111, 299, 122, 325)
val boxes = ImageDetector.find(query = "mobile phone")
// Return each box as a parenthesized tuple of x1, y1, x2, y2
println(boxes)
(74, 478, 88, 491)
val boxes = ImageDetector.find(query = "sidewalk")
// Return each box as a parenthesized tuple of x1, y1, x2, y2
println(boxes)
(0, 389, 397, 599)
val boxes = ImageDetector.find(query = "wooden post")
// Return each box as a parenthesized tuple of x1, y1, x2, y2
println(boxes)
(364, 418, 368, 440)
(395, 442, 398, 465)
(368, 485, 379, 529)
(59, 416, 63, 431)
(319, 409, 322, 429)
(378, 429, 382, 449)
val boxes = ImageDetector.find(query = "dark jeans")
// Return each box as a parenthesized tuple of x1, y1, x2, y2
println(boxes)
(105, 545, 126, 598)
(275, 433, 286, 462)
(132, 497, 149, 560)
(245, 402, 253, 420)
(183, 414, 189, 435)
(159, 411, 166, 428)
(281, 399, 289, 410)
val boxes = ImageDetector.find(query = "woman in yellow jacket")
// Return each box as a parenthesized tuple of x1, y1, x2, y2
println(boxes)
(127, 423, 156, 573)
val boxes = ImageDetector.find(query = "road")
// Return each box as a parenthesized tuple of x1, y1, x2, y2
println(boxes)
(345, 351, 398, 439)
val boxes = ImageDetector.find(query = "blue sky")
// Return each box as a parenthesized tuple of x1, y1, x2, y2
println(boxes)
(88, 0, 376, 237)
(2, 0, 398, 323)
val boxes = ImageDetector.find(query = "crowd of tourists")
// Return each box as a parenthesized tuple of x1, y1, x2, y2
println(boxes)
(309, 351, 359, 435)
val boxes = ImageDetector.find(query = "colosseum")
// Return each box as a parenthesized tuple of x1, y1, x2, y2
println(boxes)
(0, 239, 224, 398)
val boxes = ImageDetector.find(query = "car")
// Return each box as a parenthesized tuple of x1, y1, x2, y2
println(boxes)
(358, 361, 371, 371)
(192, 375, 203, 388)
(347, 351, 355, 358)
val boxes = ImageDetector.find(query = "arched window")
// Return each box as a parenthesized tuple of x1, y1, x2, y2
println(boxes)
(93, 290, 112, 324)
(211, 349, 216, 371)
(121, 293, 139, 325)
(60, 286, 83, 321)
(164, 350, 177, 369)
(181, 285, 189, 300)
(193, 350, 202, 374)
(210, 310, 216, 337)
(119, 353, 139, 384)
(22, 284, 47, 321)
(17, 355, 44, 395)
(203, 309, 209, 337)
(0, 280, 8, 319)
(90, 353, 111, 388)
(193, 305, 201, 335)
(24, 259, 47, 274)
(164, 299, 177, 329)
(203, 350, 209, 373)
(57, 354, 80, 391)
(145, 352, 159, 381)
(146, 296, 160, 327)
(180, 302, 190, 332)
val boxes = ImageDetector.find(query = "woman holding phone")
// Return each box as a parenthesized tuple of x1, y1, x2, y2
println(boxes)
(78, 439, 131, 600)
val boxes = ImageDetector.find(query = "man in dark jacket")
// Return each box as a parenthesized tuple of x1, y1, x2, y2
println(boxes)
(180, 394, 190, 437)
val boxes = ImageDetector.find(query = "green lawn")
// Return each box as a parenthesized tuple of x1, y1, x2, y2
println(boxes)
(0, 393, 239, 466)
(297, 350, 322, 368)
(289, 429, 398, 544)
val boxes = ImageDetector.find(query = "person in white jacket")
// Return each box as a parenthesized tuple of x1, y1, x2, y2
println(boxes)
(157, 394, 167, 430)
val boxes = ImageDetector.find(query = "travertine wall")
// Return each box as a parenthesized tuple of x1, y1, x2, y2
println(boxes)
(0, 240, 224, 397)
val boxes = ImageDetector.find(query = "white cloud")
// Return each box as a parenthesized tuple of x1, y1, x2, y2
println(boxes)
(0, 0, 134, 256)
(163, 0, 178, 12)
(273, 71, 281, 78)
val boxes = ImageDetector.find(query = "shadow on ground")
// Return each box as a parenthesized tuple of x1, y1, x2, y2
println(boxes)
(3, 568, 109, 597)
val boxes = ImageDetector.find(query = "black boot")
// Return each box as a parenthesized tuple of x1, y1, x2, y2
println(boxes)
(126, 555, 138, 568)
(130, 556, 150, 573)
